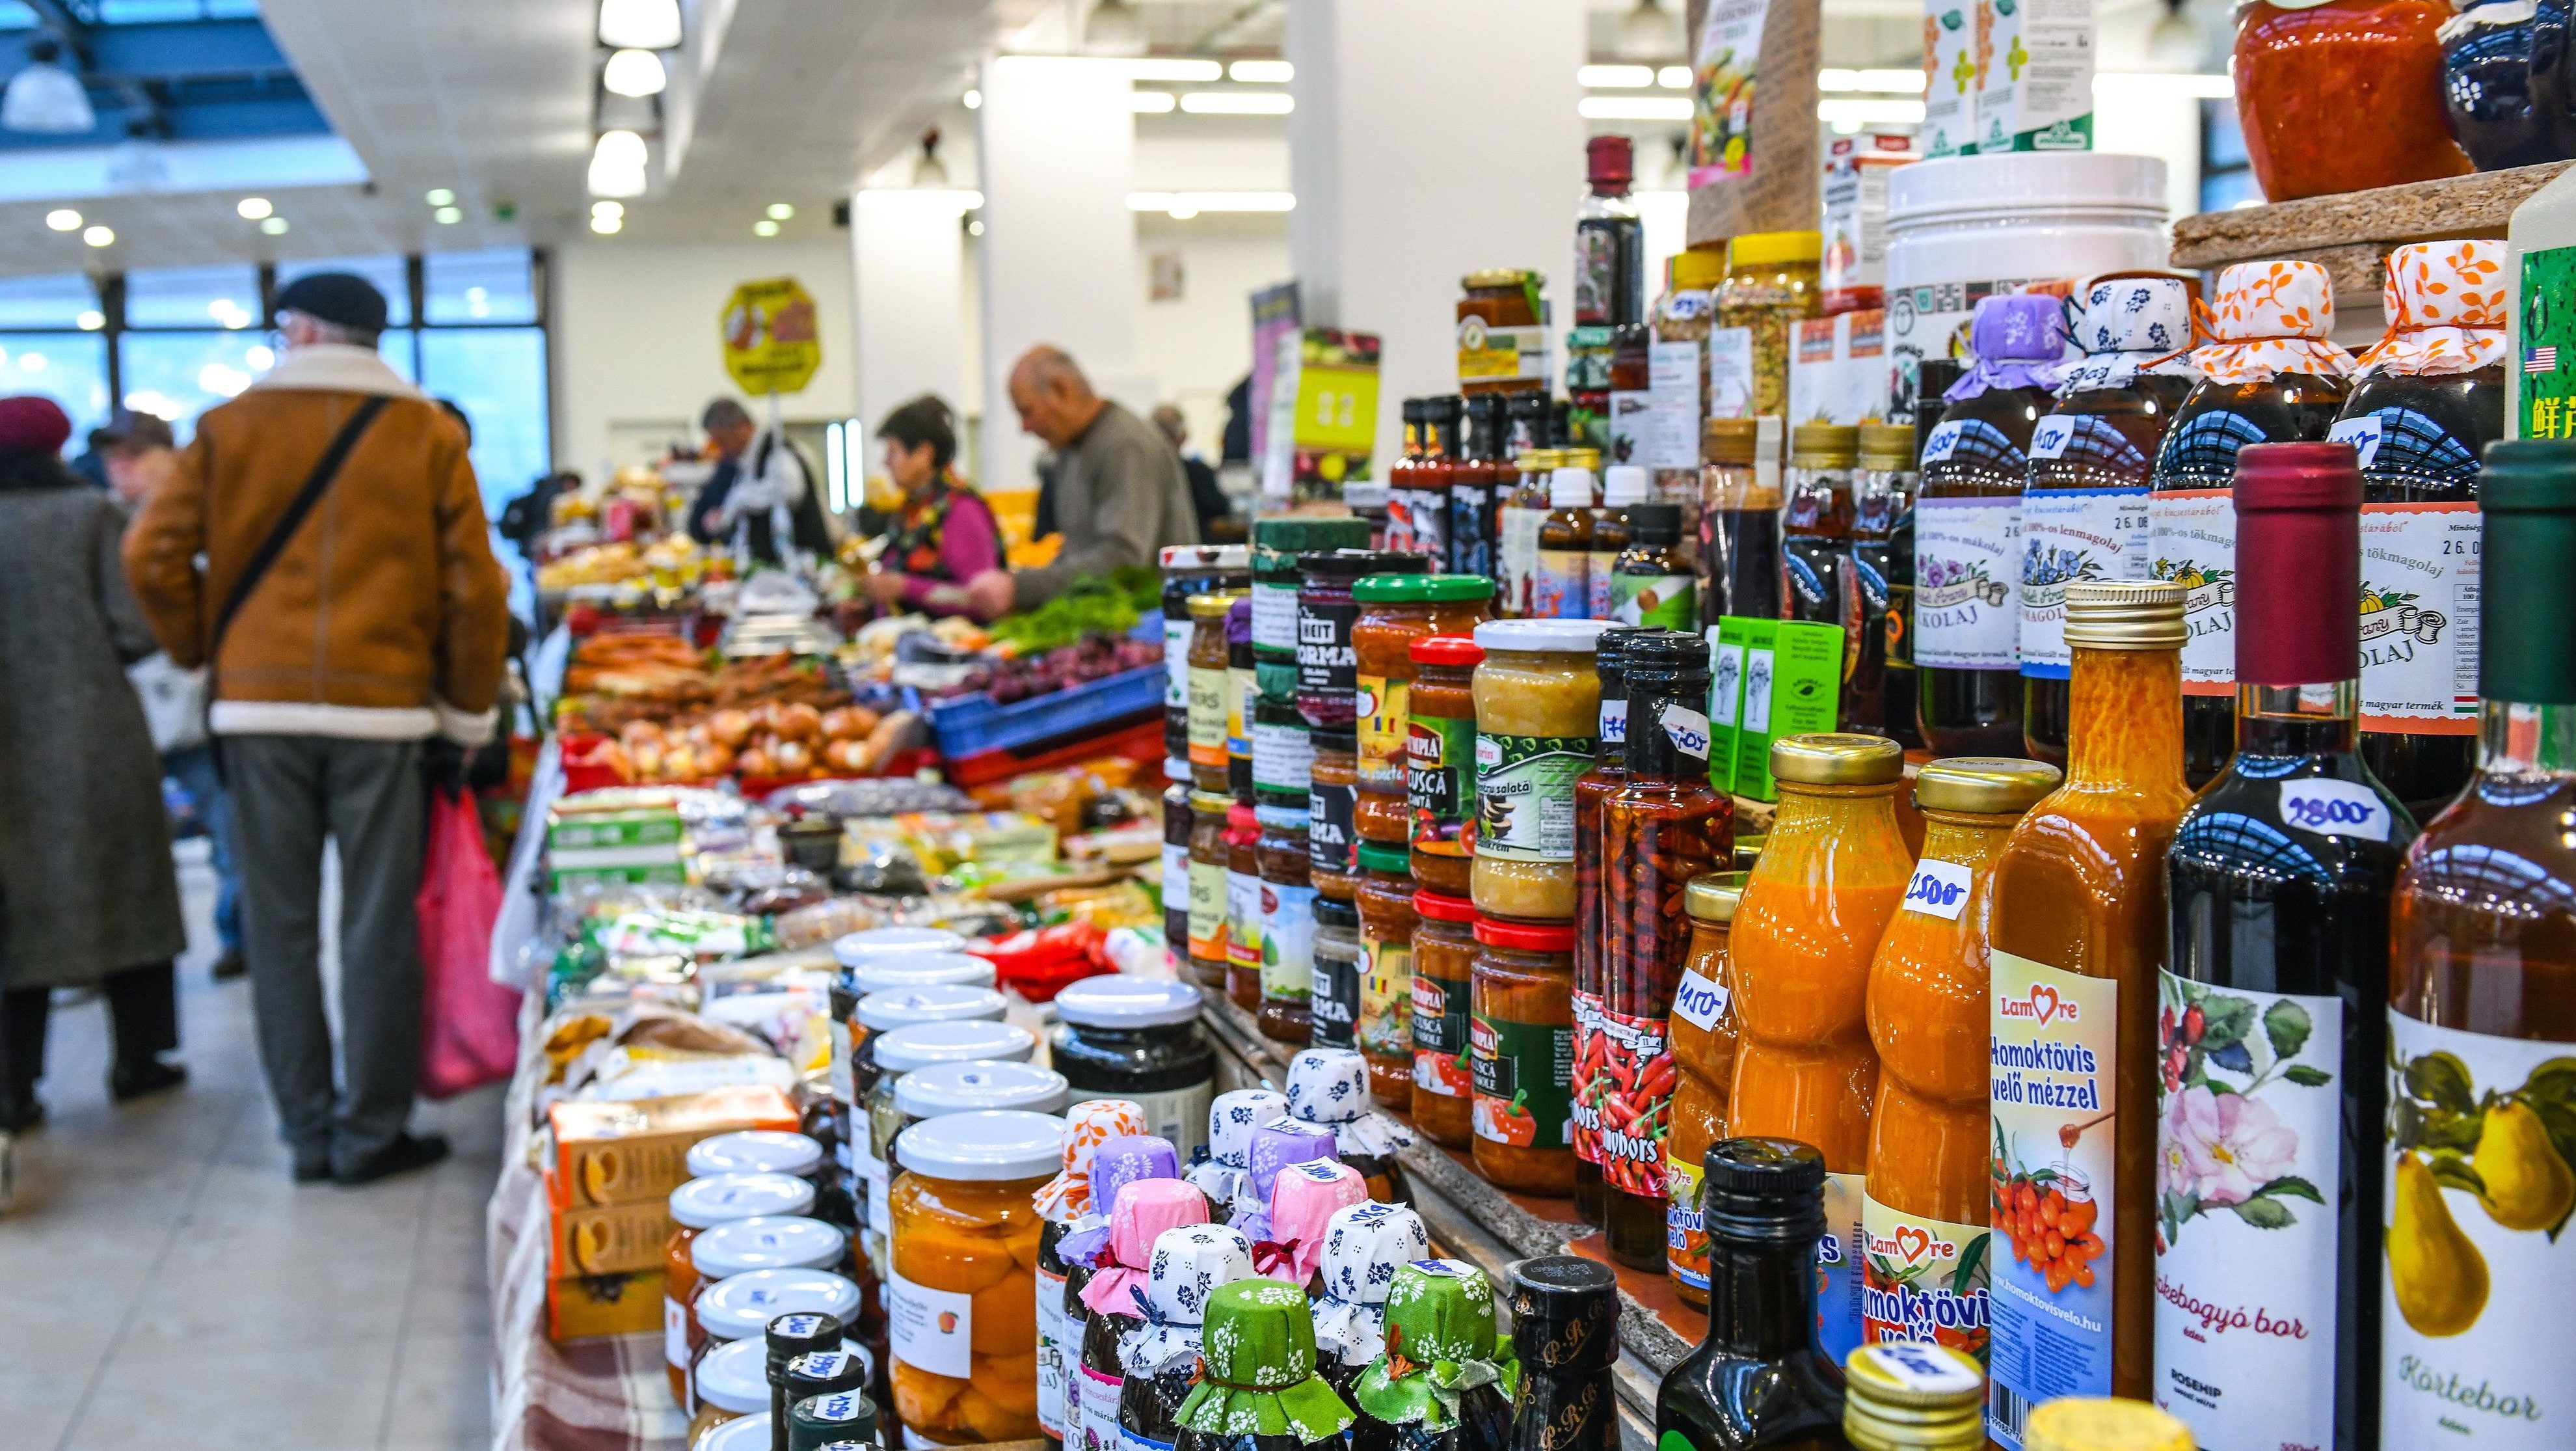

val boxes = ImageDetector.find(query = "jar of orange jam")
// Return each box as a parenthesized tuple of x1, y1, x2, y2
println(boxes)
(664, 1172, 818, 1408)
(2231, 0, 2470, 201)
(886, 1109, 1064, 1444)
(1663, 871, 1745, 1312)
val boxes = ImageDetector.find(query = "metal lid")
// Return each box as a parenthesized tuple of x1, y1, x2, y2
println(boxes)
(1769, 732, 1905, 786)
(1190, 789, 1237, 815)
(1684, 871, 1747, 923)
(2023, 1398, 2194, 1451)
(893, 1108, 1066, 1180)
(1728, 230, 1822, 268)
(846, 951, 997, 996)
(1351, 573, 1494, 604)
(894, 1060, 1069, 1117)
(1471, 617, 1611, 655)
(669, 1171, 818, 1229)
(1702, 416, 1758, 465)
(1857, 421, 1916, 470)
(1790, 422, 1858, 467)
(1054, 974, 1201, 1027)
(694, 1267, 863, 1343)
(853, 983, 1008, 1032)
(690, 1215, 847, 1278)
(872, 1019, 1037, 1074)
(1462, 267, 1543, 289)
(2062, 579, 2186, 651)
(686, 1130, 823, 1180)
(1844, 1342, 1986, 1450)
(1913, 757, 2060, 815)
(1188, 592, 1242, 621)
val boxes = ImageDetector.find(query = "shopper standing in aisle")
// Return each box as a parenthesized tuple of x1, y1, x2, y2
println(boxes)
(685, 396, 836, 563)
(123, 271, 513, 1186)
(0, 394, 189, 1132)
(859, 394, 1005, 620)
(1152, 401, 1233, 539)
(959, 344, 1198, 617)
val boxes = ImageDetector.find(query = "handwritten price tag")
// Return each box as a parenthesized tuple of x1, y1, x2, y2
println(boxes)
(2277, 778, 2391, 843)
(1672, 968, 1730, 1031)
(2028, 415, 2074, 461)
(1919, 419, 1965, 463)
(1900, 858, 1976, 920)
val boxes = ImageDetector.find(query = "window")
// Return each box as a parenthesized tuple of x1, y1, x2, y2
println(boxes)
(421, 327, 551, 509)
(126, 264, 261, 331)
(120, 331, 268, 427)
(0, 273, 97, 330)
(427, 249, 538, 325)
(0, 334, 111, 438)
(2199, 100, 2258, 212)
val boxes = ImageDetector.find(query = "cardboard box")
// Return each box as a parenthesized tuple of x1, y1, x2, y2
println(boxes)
(552, 1197, 678, 1279)
(548, 807, 685, 852)
(547, 1085, 801, 1210)
(1923, 0, 1979, 157)
(548, 1268, 666, 1342)
(1976, 0, 2095, 152)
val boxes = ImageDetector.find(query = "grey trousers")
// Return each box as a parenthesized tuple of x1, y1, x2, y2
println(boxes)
(225, 735, 425, 1171)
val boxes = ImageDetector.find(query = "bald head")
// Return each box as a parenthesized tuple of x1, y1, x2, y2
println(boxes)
(1008, 344, 1104, 448)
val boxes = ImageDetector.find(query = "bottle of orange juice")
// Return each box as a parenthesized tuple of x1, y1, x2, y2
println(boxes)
(1860, 756, 2061, 1373)
(1728, 731, 1916, 1368)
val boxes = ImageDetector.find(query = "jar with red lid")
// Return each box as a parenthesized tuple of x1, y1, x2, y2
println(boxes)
(1353, 574, 1495, 848)
(1224, 802, 1263, 1011)
(1404, 636, 1484, 898)
(1469, 914, 1577, 1195)
(2232, 0, 2471, 202)
(1408, 889, 1479, 1146)
(1352, 840, 1419, 1109)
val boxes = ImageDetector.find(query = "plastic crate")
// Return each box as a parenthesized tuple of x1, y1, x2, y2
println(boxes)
(943, 716, 1168, 789)
(925, 663, 1164, 761)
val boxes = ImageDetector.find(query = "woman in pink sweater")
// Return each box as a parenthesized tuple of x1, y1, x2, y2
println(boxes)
(861, 394, 1006, 621)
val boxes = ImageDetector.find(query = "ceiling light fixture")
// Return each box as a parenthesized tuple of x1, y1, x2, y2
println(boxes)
(592, 199, 624, 218)
(589, 129, 649, 197)
(591, 213, 623, 234)
(3, 38, 94, 135)
(426, 187, 455, 206)
(1178, 90, 1293, 114)
(1228, 60, 1292, 83)
(602, 47, 668, 98)
(82, 224, 113, 247)
(767, 202, 796, 220)
(237, 196, 273, 219)
(597, 0, 682, 51)
(435, 206, 463, 224)
(1576, 96, 1691, 120)
(1082, 0, 1147, 57)
(753, 219, 780, 237)
(1615, 0, 1683, 61)
(963, 88, 981, 109)
(260, 216, 289, 235)
(1129, 91, 1176, 113)
(44, 208, 79, 231)
(1657, 64, 1691, 88)
(966, 218, 984, 236)
(1116, 58, 1222, 81)
(1578, 64, 1655, 88)
(75, 310, 101, 331)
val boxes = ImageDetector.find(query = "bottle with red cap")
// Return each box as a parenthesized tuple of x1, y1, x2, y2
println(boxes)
(2156, 440, 2413, 1451)
(1576, 134, 1643, 329)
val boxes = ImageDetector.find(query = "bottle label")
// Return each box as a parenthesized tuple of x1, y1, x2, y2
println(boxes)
(1587, 549, 1620, 621)
(1860, 1194, 1994, 1369)
(664, 1292, 691, 1397)
(2523, 243, 2576, 437)
(2359, 501, 2481, 735)
(1914, 495, 2022, 669)
(1577, 1005, 1675, 1197)
(1988, 949, 2121, 1449)
(1251, 580, 1299, 655)
(1226, 868, 1263, 970)
(2019, 485, 2153, 680)
(1470, 733, 1593, 861)
(887, 1264, 974, 1379)
(1471, 1009, 1576, 1148)
(2329, 413, 2384, 467)
(1356, 674, 1410, 790)
(1309, 778, 1357, 876)
(1310, 947, 1362, 1048)
(1186, 858, 1228, 962)
(1671, 967, 1729, 1031)
(1709, 327, 1758, 418)
(1163, 617, 1192, 710)
(1252, 719, 1314, 797)
(1613, 571, 1698, 627)
(1161, 842, 1188, 915)
(1036, 1262, 1070, 1438)
(2380, 1010, 2576, 1450)
(1450, 482, 1495, 578)
(1261, 882, 1317, 1003)
(2149, 488, 2238, 697)
(2277, 777, 2394, 842)
(1296, 597, 1362, 701)
(1414, 968, 1473, 1098)
(1356, 940, 1412, 1070)
(1645, 340, 1707, 469)
(1498, 505, 1548, 617)
(1819, 1171, 1869, 1367)
(1187, 665, 1229, 766)
(1535, 547, 1590, 619)
(1077, 1363, 1123, 1451)
(1391, 485, 1449, 562)
(1570, 989, 1605, 1167)
(1600, 697, 1630, 745)
(1228, 664, 1255, 759)
(1667, 1152, 1709, 1290)
(2151, 970, 2344, 1450)
(1457, 320, 1550, 384)
(1901, 858, 1976, 921)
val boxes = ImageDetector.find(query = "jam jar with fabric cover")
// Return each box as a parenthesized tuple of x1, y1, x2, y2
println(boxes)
(2231, 0, 2471, 201)
(1284, 1047, 1416, 1206)
(1073, 1176, 1211, 1451)
(1185, 1087, 1289, 1221)
(1116, 1223, 1261, 1451)
(1309, 1201, 1434, 1402)
(1348, 1261, 1519, 1451)
(885, 1109, 1064, 1444)
(1052, 976, 1220, 1158)
(2438, 0, 2576, 170)
(1252, 1158, 1369, 1289)
(1036, 1100, 1153, 1446)
(1234, 1119, 1342, 1245)
(1172, 1279, 1360, 1451)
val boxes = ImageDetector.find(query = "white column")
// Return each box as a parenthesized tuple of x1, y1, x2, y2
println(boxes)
(851, 189, 973, 472)
(1287, 0, 1587, 468)
(975, 55, 1138, 499)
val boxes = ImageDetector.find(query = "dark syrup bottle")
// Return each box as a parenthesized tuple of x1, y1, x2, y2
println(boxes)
(1782, 424, 1857, 633)
(1454, 392, 1502, 580)
(1654, 1139, 1850, 1450)
(1915, 377, 2047, 757)
(2157, 442, 2411, 1451)
(1508, 1255, 1621, 1451)
(1701, 417, 1784, 630)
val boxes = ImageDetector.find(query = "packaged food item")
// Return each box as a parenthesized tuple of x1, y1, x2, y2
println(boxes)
(1355, 574, 1496, 846)
(1034, 1099, 1153, 1446)
(1665, 872, 1745, 1309)
(1049, 975, 1218, 1156)
(1715, 232, 1823, 425)
(1186, 790, 1235, 988)
(1173, 1281, 1360, 1450)
(550, 1086, 803, 1211)
(1354, 841, 1421, 1107)
(1784, 424, 1859, 637)
(1161, 545, 1252, 763)
(1256, 804, 1317, 1045)
(1309, 728, 1362, 902)
(2233, 0, 2469, 202)
(2020, 1398, 2194, 1451)
(1534, 463, 1598, 621)
(1410, 890, 1479, 1147)
(1976, 0, 2095, 152)
(691, 1336, 781, 1445)
(1702, 416, 1786, 627)
(1612, 503, 1696, 629)
(885, 1109, 1063, 1444)
(1590, 465, 1638, 621)
(1497, 445, 1560, 619)
(1653, 1140, 1846, 1450)
(1468, 619, 1609, 921)
(1284, 1046, 1416, 1206)
(1254, 1156, 1369, 1286)
(1456, 268, 1551, 396)
(1572, 627, 1648, 1225)
(1469, 914, 1577, 1196)
(1114, 1225, 1260, 1451)
(1347, 1261, 1515, 1451)
(1842, 1342, 1986, 1451)
(1187, 595, 1240, 793)
(1300, 550, 1430, 731)
(1226, 800, 1264, 1012)
(1309, 897, 1365, 1051)
(1072, 1176, 1209, 1451)
(1227, 597, 1257, 800)
(690, 1268, 862, 1415)
(1310, 1201, 1433, 1401)
(1855, 421, 1920, 747)
(1649, 251, 1723, 543)
(1405, 636, 1484, 897)
(844, 984, 1008, 1254)
(663, 1172, 820, 1405)
(1387, 397, 1454, 565)
(1231, 1119, 1341, 1245)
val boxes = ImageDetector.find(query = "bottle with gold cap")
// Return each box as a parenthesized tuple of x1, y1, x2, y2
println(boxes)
(1785, 423, 1860, 637)
(1665, 870, 1747, 1311)
(1730, 732, 1917, 1366)
(1702, 417, 1785, 628)
(1861, 757, 2061, 1371)
(2021, 1397, 2194, 1451)
(1851, 422, 1918, 742)
(1984, 581, 2194, 1447)
(1844, 1341, 1987, 1451)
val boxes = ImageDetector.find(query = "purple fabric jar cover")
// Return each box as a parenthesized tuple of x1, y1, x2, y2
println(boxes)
(1062, 1133, 1183, 1264)
(1944, 293, 2071, 401)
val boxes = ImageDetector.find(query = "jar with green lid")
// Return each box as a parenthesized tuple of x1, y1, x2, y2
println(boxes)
(1353, 840, 1419, 1109)
(1185, 790, 1234, 987)
(1298, 549, 1430, 731)
(1310, 895, 1364, 1051)
(1715, 231, 1822, 424)
(1254, 516, 1371, 696)
(1308, 728, 1360, 901)
(1467, 618, 1609, 922)
(1185, 595, 1241, 794)
(1255, 804, 1316, 1045)
(1841, 1342, 1985, 1451)
(1352, 573, 1495, 848)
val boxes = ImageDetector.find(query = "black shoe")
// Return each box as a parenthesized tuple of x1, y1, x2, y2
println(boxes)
(334, 1132, 449, 1187)
(292, 1153, 332, 1183)
(210, 949, 247, 981)
(0, 1091, 40, 1133)
(109, 1058, 187, 1103)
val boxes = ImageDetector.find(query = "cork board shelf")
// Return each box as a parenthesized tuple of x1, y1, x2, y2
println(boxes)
(2169, 161, 2571, 298)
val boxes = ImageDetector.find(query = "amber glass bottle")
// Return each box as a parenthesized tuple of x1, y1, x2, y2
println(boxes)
(1916, 382, 2046, 757)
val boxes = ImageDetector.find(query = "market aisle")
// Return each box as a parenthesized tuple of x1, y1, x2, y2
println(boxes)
(0, 841, 506, 1451)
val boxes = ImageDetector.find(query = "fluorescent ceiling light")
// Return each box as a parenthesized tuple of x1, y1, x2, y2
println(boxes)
(44, 208, 78, 230)
(1818, 98, 1925, 126)
(2095, 70, 2233, 98)
(597, 0, 682, 51)
(1818, 68, 1929, 92)
(1179, 90, 1292, 114)
(81, 224, 112, 247)
(1127, 190, 1293, 213)
(75, 310, 101, 331)
(1579, 64, 1655, 88)
(435, 206, 463, 224)
(753, 218, 780, 237)
(260, 216, 289, 235)
(1228, 60, 1292, 83)
(3, 42, 94, 135)
(425, 187, 455, 206)
(1130, 90, 1176, 113)
(1578, 96, 1691, 120)
(602, 47, 668, 98)
(766, 202, 795, 220)
(236, 196, 271, 219)
(1118, 58, 1222, 81)
(1657, 65, 1691, 88)
(591, 213, 623, 234)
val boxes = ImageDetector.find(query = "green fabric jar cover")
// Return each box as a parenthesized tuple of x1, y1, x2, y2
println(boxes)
(1174, 1278, 1357, 1441)
(1353, 1259, 1522, 1431)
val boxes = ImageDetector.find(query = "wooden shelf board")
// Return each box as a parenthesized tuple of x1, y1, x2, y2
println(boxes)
(2169, 161, 2569, 298)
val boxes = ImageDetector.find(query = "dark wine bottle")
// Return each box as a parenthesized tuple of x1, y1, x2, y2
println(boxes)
(2156, 442, 2411, 1451)
(1507, 1255, 1620, 1451)
(1654, 1139, 1849, 1450)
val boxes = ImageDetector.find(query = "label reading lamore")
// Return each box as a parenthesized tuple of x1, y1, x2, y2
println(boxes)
(1914, 495, 2022, 669)
(1472, 733, 1594, 861)
(2020, 485, 2153, 679)
(2150, 489, 2238, 697)
(887, 1266, 974, 1378)
(1900, 858, 1976, 921)
(1860, 1194, 1994, 1368)
(1989, 949, 2120, 1450)
(2381, 1010, 2576, 1450)
(2152, 970, 2343, 1451)
(2360, 502, 2481, 734)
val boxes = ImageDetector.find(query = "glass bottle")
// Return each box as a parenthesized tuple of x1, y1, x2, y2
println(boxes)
(1498, 446, 1561, 621)
(1730, 733, 1913, 1366)
(1453, 392, 1504, 580)
(1667, 871, 1747, 1312)
(1915, 295, 2064, 757)
(1654, 1139, 1851, 1451)
(2020, 275, 2199, 768)
(2384, 439, 2576, 1448)
(1848, 423, 1914, 739)
(1572, 627, 1647, 1227)
(1257, 805, 1318, 1046)
(1785, 424, 1859, 639)
(1508, 1255, 1622, 1451)
(1654, 247, 1724, 560)
(1613, 503, 1697, 629)
(2156, 442, 2411, 1451)
(1187, 594, 1242, 794)
(1860, 758, 2058, 1372)
(1118, 1224, 1257, 1451)
(1312, 1200, 1431, 1404)
(2150, 260, 2355, 789)
(2339, 241, 2508, 821)
(1594, 464, 1646, 620)
(1536, 462, 1596, 621)
(1703, 417, 1785, 628)
(1229, 599, 1257, 802)
(1575, 134, 1643, 329)
(1226, 802, 1263, 1012)
(1348, 1261, 1515, 1451)
(1983, 582, 2194, 1444)
(1841, 1342, 1987, 1451)
(1714, 232, 1822, 426)
(1387, 397, 1445, 564)
(1598, 630, 1735, 1268)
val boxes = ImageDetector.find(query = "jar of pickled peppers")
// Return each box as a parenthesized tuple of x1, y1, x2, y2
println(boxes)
(885, 1109, 1064, 1444)
(1408, 889, 1479, 1147)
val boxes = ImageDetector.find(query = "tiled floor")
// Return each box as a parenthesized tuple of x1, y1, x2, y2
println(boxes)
(0, 842, 505, 1451)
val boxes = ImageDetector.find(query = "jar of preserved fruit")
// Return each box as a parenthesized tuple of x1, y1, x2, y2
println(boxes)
(885, 1109, 1062, 1445)
(1050, 975, 1218, 1157)
(1162, 545, 1250, 764)
(866, 1022, 1042, 1233)
(1408, 890, 1479, 1147)
(2233, 0, 2470, 203)
(1226, 598, 1256, 801)
(689, 1336, 780, 1446)
(1310, 897, 1365, 1051)
(665, 1173, 820, 1407)
(1354, 574, 1496, 847)
(830, 926, 974, 1098)
(1572, 627, 1649, 1227)
(1308, 729, 1361, 901)
(848, 984, 1009, 1261)
(1161, 770, 1192, 969)
(891, 1061, 1069, 1148)
(1185, 595, 1241, 793)
(1468, 619, 1609, 921)
(1469, 915, 1577, 1195)
(1354, 840, 1421, 1108)
(1457, 267, 1550, 397)
(1225, 801, 1264, 1011)
(1186, 791, 1233, 987)
(1406, 636, 1484, 897)
(1664, 871, 1745, 1311)
(1298, 550, 1429, 731)
(1255, 804, 1317, 1045)
(1715, 232, 1822, 423)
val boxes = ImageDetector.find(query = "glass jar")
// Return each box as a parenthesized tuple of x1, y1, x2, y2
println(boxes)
(1664, 871, 1745, 1312)
(1225, 801, 1264, 1011)
(1226, 597, 1256, 801)
(1612, 503, 1696, 630)
(1185, 593, 1241, 793)
(1049, 975, 1218, 1157)
(866, 1021, 1041, 1267)
(1354, 840, 1421, 1109)
(1456, 267, 1549, 396)
(1783, 422, 1858, 632)
(1408, 890, 1479, 1147)
(1571, 627, 1646, 1227)
(1308, 729, 1361, 901)
(688, 1336, 777, 1446)
(1354, 573, 1497, 846)
(848, 984, 1010, 1262)
(830, 926, 973, 1102)
(890, 1061, 1069, 1148)
(1499, 446, 1562, 621)
(1162, 545, 1250, 763)
(1186, 790, 1233, 987)
(2233, 0, 2471, 202)
(1852, 422, 1918, 746)
(1406, 636, 1484, 897)
(1162, 770, 1192, 968)
(1468, 619, 1609, 921)
(886, 1109, 1062, 1445)
(665, 1172, 820, 1407)
(1653, 248, 1724, 547)
(1469, 915, 1577, 1195)
(1298, 549, 1429, 731)
(1255, 517, 1372, 701)
(1310, 896, 1365, 1051)
(1700, 416, 1784, 629)
(1256, 804, 1317, 1045)
(690, 1266, 861, 1417)
(1715, 231, 1821, 424)
(1250, 694, 1313, 809)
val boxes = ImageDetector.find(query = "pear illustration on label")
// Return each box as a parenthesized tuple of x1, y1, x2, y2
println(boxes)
(2472, 1100, 2576, 1232)
(2388, 1150, 2489, 1336)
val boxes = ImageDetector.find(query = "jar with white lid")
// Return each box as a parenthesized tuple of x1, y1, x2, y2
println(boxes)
(687, 1130, 824, 1182)
(689, 1338, 774, 1446)
(691, 1215, 846, 1280)
(664, 1172, 819, 1407)
(865, 1020, 1041, 1269)
(886, 1109, 1065, 1445)
(1049, 976, 1217, 1158)
(844, 986, 1013, 1272)
(693, 1409, 770, 1451)
(689, 1267, 863, 1422)
(829, 927, 976, 1102)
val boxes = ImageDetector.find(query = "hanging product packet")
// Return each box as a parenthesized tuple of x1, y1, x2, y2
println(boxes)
(1174, 1280, 1361, 1445)
(1252, 1158, 1369, 1284)
(1187, 1087, 1289, 1219)
(1285, 1046, 1417, 1204)
(1235, 1119, 1341, 1244)
(1352, 1260, 1522, 1441)
(1311, 1201, 1434, 1394)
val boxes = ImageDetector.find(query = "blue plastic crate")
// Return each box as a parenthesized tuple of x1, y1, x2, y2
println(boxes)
(925, 662, 1166, 760)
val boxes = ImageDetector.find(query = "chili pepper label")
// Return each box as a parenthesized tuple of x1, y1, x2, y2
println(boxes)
(1356, 940, 1412, 1069)
(1860, 1195, 1992, 1369)
(1473, 733, 1594, 862)
(1260, 882, 1316, 1004)
(1570, 990, 1605, 1166)
(1413, 970, 1473, 1099)
(1356, 674, 1410, 791)
(1819, 1171, 1868, 1366)
(1407, 712, 1477, 853)
(1471, 1012, 1574, 1148)
(1666, 1152, 1708, 1290)
(1308, 778, 1357, 875)
(1579, 1005, 1675, 1196)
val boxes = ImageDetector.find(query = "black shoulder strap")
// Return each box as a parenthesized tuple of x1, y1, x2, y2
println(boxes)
(209, 393, 390, 659)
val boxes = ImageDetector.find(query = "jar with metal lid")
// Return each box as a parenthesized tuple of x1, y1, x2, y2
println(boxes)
(1255, 804, 1316, 1045)
(1254, 517, 1371, 696)
(690, 1338, 779, 1446)
(664, 1172, 820, 1408)
(687, 1130, 824, 1183)
(865, 1020, 1040, 1275)
(1408, 889, 1478, 1147)
(1162, 769, 1192, 968)
(690, 1262, 862, 1407)
(1353, 840, 1421, 1109)
(1353, 573, 1495, 848)
(1700, 416, 1784, 629)
(1225, 597, 1256, 800)
(1456, 267, 1549, 396)
(1185, 789, 1234, 987)
(1224, 800, 1264, 1011)
(1665, 871, 1745, 1311)
(828, 927, 971, 1103)
(886, 1109, 1065, 1444)
(1309, 896, 1365, 1051)
(1049, 975, 1217, 1156)
(1162, 545, 1251, 763)
(847, 985, 1010, 1268)
(1715, 231, 1821, 424)
(890, 1061, 1067, 1158)
(1185, 594, 1241, 793)
(1404, 635, 1483, 897)
(1468, 618, 1609, 922)
(1470, 914, 1577, 1196)
(1296, 549, 1429, 731)
(1499, 446, 1564, 620)
(1308, 729, 1361, 901)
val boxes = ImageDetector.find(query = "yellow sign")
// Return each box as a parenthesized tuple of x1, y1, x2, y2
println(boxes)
(719, 277, 821, 395)
(1294, 361, 1380, 455)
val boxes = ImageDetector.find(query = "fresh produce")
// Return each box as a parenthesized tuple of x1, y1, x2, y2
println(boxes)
(981, 631, 1162, 704)
(983, 567, 1160, 653)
